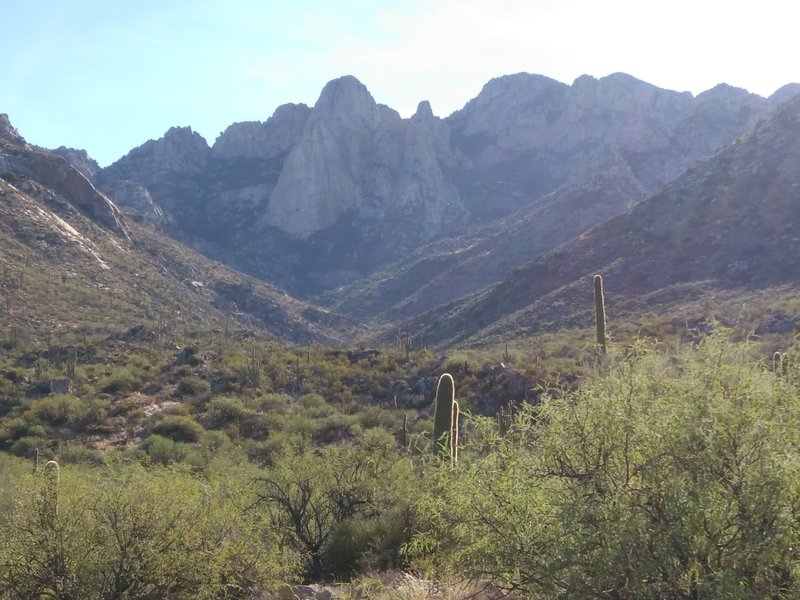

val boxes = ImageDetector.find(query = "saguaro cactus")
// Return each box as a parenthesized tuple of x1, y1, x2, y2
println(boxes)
(41, 460, 60, 527)
(594, 274, 607, 354)
(433, 373, 459, 463)
(450, 399, 459, 463)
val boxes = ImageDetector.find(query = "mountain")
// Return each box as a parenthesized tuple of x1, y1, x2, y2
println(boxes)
(96, 73, 790, 298)
(318, 144, 647, 321)
(391, 91, 800, 348)
(0, 115, 356, 346)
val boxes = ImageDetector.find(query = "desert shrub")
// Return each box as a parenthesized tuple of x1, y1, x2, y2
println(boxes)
(56, 442, 105, 466)
(313, 413, 360, 445)
(99, 369, 140, 394)
(258, 392, 292, 411)
(0, 418, 46, 445)
(140, 434, 189, 465)
(28, 396, 108, 432)
(28, 394, 82, 426)
(151, 415, 204, 443)
(0, 464, 297, 598)
(271, 413, 316, 438)
(322, 517, 378, 580)
(356, 405, 397, 430)
(176, 375, 211, 399)
(255, 428, 412, 581)
(298, 393, 333, 418)
(206, 396, 250, 428)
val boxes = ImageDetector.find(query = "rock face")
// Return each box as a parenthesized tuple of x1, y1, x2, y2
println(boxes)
(98, 126, 210, 233)
(212, 103, 310, 160)
(261, 76, 384, 237)
(96, 73, 796, 298)
(0, 117, 127, 238)
(50, 146, 100, 180)
(259, 77, 464, 241)
(102, 179, 165, 225)
(26, 153, 128, 237)
(0, 113, 26, 146)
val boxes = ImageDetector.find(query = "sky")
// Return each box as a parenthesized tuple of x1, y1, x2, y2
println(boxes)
(1, 0, 797, 167)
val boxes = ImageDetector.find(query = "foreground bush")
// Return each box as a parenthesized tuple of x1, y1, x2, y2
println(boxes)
(412, 337, 800, 598)
(0, 463, 296, 599)
(256, 428, 415, 582)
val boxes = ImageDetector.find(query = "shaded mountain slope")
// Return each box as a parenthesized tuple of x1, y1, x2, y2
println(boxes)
(393, 92, 800, 348)
(319, 145, 647, 321)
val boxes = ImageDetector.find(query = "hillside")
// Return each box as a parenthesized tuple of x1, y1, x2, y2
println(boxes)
(0, 116, 357, 346)
(392, 91, 800, 348)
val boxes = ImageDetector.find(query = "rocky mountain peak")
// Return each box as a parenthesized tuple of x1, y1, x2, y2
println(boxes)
(459, 73, 566, 115)
(313, 75, 381, 129)
(107, 126, 210, 181)
(212, 103, 310, 160)
(413, 100, 434, 122)
(768, 83, 800, 107)
(570, 71, 691, 112)
(161, 126, 210, 159)
(694, 83, 762, 107)
(0, 113, 26, 145)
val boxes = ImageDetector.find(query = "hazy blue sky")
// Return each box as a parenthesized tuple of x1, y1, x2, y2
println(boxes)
(1, 0, 797, 166)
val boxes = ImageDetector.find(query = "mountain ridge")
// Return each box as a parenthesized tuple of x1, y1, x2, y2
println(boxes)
(389, 91, 800, 348)
(90, 72, 797, 299)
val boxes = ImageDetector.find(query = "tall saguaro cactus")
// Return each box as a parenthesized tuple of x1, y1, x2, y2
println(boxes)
(433, 373, 459, 463)
(594, 274, 607, 355)
(41, 460, 60, 527)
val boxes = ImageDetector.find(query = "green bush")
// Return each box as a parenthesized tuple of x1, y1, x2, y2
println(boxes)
(99, 370, 140, 394)
(8, 435, 45, 458)
(28, 395, 108, 432)
(176, 375, 211, 398)
(322, 517, 378, 579)
(298, 393, 333, 418)
(56, 442, 105, 466)
(140, 434, 189, 465)
(0, 464, 296, 598)
(411, 337, 800, 598)
(151, 415, 205, 443)
(255, 429, 410, 581)
(206, 396, 250, 428)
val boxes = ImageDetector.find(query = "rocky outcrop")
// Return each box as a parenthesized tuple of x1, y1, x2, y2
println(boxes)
(111, 125, 211, 179)
(99, 126, 210, 230)
(0, 114, 26, 146)
(768, 83, 800, 107)
(25, 153, 128, 237)
(49, 146, 100, 180)
(0, 116, 127, 238)
(212, 103, 310, 160)
(103, 179, 166, 225)
(260, 77, 467, 241)
(667, 84, 767, 178)
(260, 76, 384, 237)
